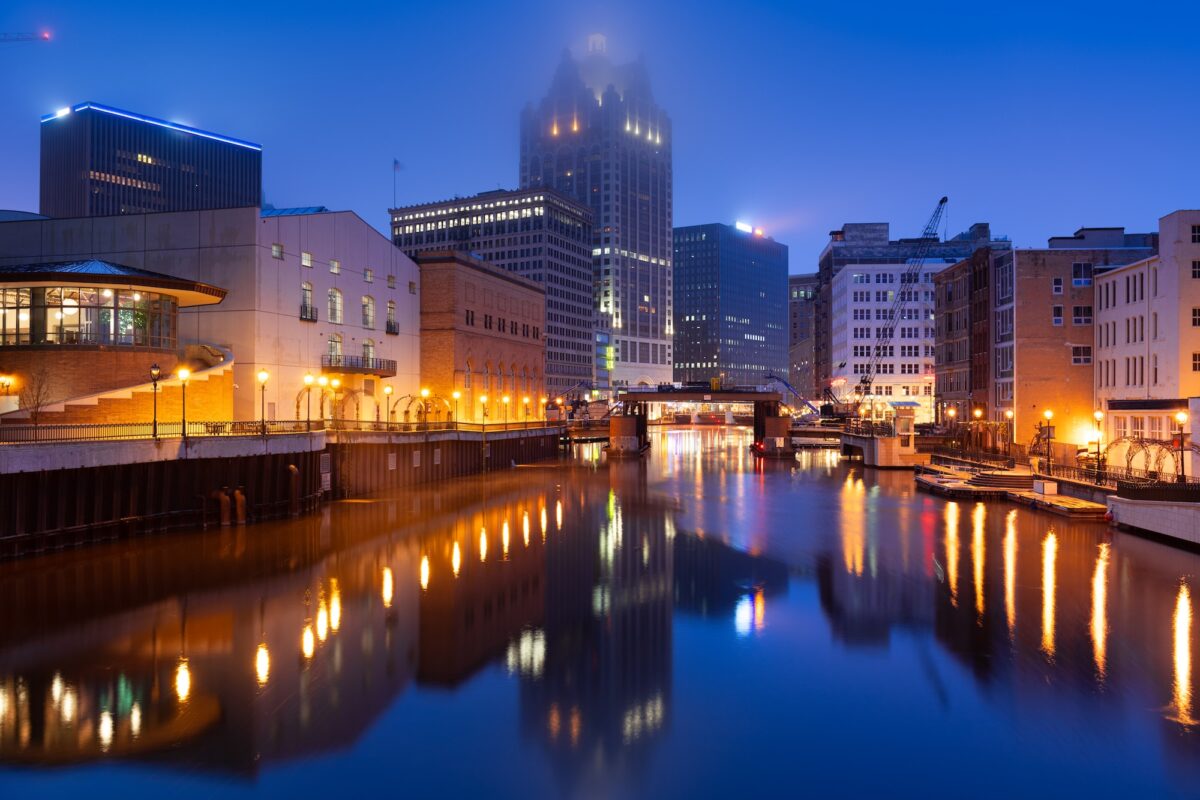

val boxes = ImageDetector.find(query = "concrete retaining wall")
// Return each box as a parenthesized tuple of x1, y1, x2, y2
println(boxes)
(1108, 496, 1200, 547)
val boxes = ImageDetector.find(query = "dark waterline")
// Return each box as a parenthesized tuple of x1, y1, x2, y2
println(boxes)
(0, 427, 1198, 798)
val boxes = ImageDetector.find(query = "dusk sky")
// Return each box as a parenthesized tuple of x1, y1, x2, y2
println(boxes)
(2, 0, 1197, 270)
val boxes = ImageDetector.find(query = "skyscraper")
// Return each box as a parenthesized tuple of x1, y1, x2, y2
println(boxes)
(390, 188, 593, 397)
(39, 102, 261, 219)
(673, 223, 788, 387)
(788, 273, 818, 397)
(520, 35, 673, 391)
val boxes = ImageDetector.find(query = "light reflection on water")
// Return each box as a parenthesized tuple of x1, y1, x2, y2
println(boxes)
(0, 427, 1198, 798)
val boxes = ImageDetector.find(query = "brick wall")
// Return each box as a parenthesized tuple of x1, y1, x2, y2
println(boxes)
(0, 348, 178, 407)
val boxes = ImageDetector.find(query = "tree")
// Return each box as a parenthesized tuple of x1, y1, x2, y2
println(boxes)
(19, 365, 53, 425)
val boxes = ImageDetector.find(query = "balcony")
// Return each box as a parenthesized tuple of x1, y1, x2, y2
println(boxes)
(321, 353, 397, 377)
(300, 303, 318, 322)
(386, 319, 400, 335)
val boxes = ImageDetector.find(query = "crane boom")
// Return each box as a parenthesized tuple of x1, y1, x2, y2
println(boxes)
(0, 32, 51, 44)
(854, 196, 948, 409)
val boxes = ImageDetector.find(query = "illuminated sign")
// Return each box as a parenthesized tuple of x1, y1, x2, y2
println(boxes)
(735, 221, 753, 233)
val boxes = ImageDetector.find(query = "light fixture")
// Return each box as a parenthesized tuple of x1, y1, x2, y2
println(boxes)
(304, 372, 314, 386)
(1044, 409, 1054, 421)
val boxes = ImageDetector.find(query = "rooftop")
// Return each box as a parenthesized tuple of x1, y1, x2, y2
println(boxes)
(0, 259, 226, 306)
(261, 206, 330, 217)
(40, 102, 262, 151)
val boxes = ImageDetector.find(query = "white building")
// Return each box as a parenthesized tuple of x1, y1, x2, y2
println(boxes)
(829, 261, 938, 422)
(0, 206, 421, 421)
(1095, 209, 1200, 475)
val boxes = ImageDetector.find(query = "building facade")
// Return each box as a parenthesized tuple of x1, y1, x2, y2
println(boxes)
(0, 206, 420, 422)
(519, 35, 673, 389)
(39, 102, 262, 219)
(1094, 210, 1200, 475)
(829, 262, 941, 422)
(415, 250, 546, 424)
(788, 273, 818, 399)
(672, 223, 788, 387)
(390, 188, 591, 398)
(992, 227, 1157, 456)
(933, 258, 971, 421)
(815, 222, 997, 402)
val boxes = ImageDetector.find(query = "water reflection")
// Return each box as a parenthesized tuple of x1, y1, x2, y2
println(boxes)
(0, 428, 1199, 796)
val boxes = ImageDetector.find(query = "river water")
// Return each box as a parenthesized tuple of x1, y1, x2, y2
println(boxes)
(0, 427, 1197, 798)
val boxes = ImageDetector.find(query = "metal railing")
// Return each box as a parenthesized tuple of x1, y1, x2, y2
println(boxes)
(300, 303, 318, 322)
(328, 418, 562, 434)
(843, 419, 895, 438)
(0, 419, 325, 444)
(931, 447, 1016, 470)
(320, 354, 397, 375)
(1037, 461, 1200, 488)
(1115, 481, 1200, 502)
(385, 319, 400, 335)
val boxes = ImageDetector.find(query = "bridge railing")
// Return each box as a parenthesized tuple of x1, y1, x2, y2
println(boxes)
(843, 419, 895, 438)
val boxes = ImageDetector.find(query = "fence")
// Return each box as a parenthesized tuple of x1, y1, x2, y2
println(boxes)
(930, 447, 1016, 469)
(843, 419, 895, 438)
(1036, 461, 1200, 489)
(0, 419, 325, 444)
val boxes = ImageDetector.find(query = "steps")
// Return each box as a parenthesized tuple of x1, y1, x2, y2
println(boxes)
(968, 471, 1035, 489)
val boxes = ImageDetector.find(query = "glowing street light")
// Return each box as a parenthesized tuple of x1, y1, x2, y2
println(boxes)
(257, 369, 270, 435)
(177, 367, 191, 440)
(452, 390, 461, 423)
(150, 363, 161, 439)
(1176, 411, 1190, 482)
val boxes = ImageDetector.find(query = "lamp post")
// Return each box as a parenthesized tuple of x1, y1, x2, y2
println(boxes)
(452, 390, 460, 425)
(303, 373, 314, 430)
(540, 396, 547, 422)
(317, 375, 329, 421)
(1004, 409, 1014, 457)
(502, 395, 511, 430)
(972, 407, 983, 451)
(0, 376, 10, 396)
(1176, 411, 1190, 483)
(383, 385, 393, 424)
(419, 388, 430, 428)
(150, 363, 161, 439)
(522, 396, 530, 425)
(177, 367, 191, 441)
(257, 369, 270, 436)
(1043, 409, 1054, 474)
(480, 395, 489, 471)
(946, 407, 958, 449)
(1093, 410, 1105, 484)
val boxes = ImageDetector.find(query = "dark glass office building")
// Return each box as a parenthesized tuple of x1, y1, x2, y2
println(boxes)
(39, 102, 261, 218)
(673, 223, 788, 387)
(390, 188, 595, 396)
(519, 35, 673, 391)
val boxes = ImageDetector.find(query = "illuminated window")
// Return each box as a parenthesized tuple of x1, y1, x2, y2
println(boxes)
(327, 332, 342, 357)
(330, 259, 340, 275)
(362, 295, 375, 328)
(271, 243, 283, 259)
(364, 268, 374, 283)
(301, 251, 312, 268)
(328, 288, 343, 324)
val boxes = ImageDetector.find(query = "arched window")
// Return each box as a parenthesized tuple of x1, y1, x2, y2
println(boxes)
(483, 364, 491, 392)
(521, 367, 528, 393)
(463, 360, 473, 388)
(327, 333, 342, 358)
(361, 295, 375, 329)
(362, 338, 375, 361)
(301, 281, 313, 308)
(508, 365, 515, 392)
(328, 288, 343, 324)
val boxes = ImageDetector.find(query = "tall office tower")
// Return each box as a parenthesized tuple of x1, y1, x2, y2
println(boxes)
(788, 273, 818, 396)
(390, 188, 593, 397)
(39, 102, 261, 218)
(519, 35, 673, 391)
(672, 223, 788, 387)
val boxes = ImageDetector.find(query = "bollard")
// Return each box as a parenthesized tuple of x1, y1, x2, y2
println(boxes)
(216, 486, 232, 527)
(233, 486, 247, 525)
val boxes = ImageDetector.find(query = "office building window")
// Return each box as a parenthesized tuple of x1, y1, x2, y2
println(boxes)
(328, 288, 343, 324)
(1052, 277, 1063, 295)
(364, 268, 374, 283)
(362, 296, 375, 328)
(301, 251, 312, 268)
(330, 259, 340, 274)
(1052, 305, 1063, 326)
(1072, 262, 1093, 286)
(388, 275, 396, 289)
(1194, 352, 1200, 372)
(271, 243, 283, 259)
(1071, 346, 1092, 365)
(1072, 305, 1092, 325)
(1193, 308, 1200, 327)
(1192, 225, 1200, 243)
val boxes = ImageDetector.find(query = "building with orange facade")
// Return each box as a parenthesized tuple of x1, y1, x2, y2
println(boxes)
(416, 250, 546, 424)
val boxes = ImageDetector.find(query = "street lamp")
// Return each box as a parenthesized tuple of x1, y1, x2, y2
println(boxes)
(539, 396, 547, 421)
(522, 396, 530, 424)
(502, 395, 511, 430)
(452, 390, 461, 424)
(972, 407, 983, 451)
(150, 363, 161, 439)
(304, 373, 315, 430)
(177, 367, 191, 440)
(1093, 410, 1105, 483)
(1176, 410, 1189, 482)
(1043, 409, 1054, 473)
(383, 384, 393, 423)
(257, 369, 270, 436)
(420, 387, 430, 427)
(1004, 409, 1014, 457)
(0, 376, 10, 396)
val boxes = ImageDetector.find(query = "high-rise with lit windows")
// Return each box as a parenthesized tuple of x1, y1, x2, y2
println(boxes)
(673, 223, 788, 387)
(519, 35, 673, 391)
(390, 188, 593, 397)
(39, 101, 261, 218)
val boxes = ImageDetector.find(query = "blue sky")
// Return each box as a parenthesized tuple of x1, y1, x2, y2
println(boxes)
(1, 0, 1197, 271)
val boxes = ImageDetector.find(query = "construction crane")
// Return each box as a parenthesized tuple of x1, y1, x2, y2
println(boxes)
(0, 32, 51, 44)
(853, 196, 948, 412)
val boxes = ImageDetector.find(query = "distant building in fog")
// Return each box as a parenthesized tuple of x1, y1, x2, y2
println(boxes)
(789, 273, 818, 398)
(39, 102, 261, 218)
(673, 222, 788, 387)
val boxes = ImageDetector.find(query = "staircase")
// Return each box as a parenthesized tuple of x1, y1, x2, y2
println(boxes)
(968, 471, 1035, 490)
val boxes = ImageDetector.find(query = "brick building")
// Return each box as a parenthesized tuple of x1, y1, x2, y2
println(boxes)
(933, 258, 971, 422)
(416, 250, 546, 424)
